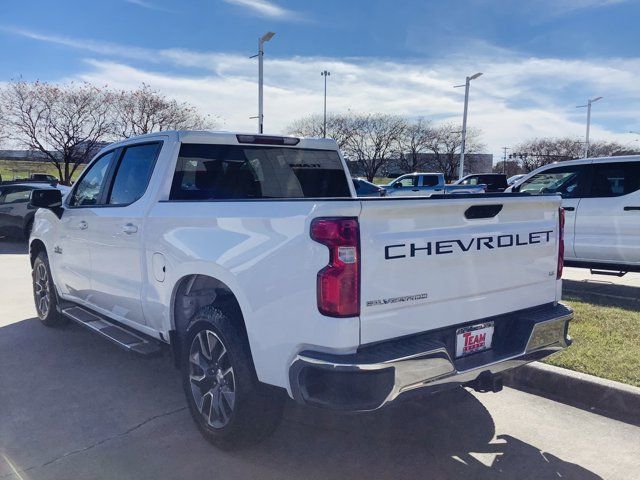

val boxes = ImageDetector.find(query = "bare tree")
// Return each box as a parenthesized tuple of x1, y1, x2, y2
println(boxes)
(397, 118, 435, 172)
(112, 84, 216, 138)
(493, 160, 523, 177)
(0, 104, 7, 145)
(510, 137, 638, 172)
(425, 124, 484, 181)
(287, 113, 355, 151)
(589, 140, 639, 158)
(1, 80, 114, 184)
(342, 114, 406, 181)
(510, 138, 582, 172)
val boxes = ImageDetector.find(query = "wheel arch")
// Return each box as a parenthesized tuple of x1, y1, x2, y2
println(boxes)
(169, 274, 251, 369)
(29, 238, 47, 267)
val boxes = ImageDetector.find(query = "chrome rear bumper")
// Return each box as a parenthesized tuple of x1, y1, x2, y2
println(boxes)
(289, 303, 573, 411)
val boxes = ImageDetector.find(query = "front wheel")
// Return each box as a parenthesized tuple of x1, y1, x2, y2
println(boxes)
(182, 306, 285, 449)
(32, 251, 67, 327)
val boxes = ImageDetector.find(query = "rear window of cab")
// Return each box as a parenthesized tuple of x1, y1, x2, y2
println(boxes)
(170, 143, 351, 200)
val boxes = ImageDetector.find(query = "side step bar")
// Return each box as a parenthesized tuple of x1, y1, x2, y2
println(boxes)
(590, 269, 628, 277)
(61, 306, 162, 356)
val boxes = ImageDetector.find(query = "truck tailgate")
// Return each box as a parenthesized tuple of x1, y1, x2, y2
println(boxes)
(358, 195, 562, 344)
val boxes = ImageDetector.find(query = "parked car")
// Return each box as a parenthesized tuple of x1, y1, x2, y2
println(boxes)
(352, 177, 386, 197)
(384, 173, 486, 196)
(0, 182, 70, 239)
(29, 173, 59, 182)
(454, 173, 508, 193)
(29, 131, 571, 449)
(507, 174, 525, 186)
(507, 155, 640, 272)
(1, 174, 59, 185)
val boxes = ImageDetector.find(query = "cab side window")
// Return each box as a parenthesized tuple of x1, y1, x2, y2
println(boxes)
(1, 186, 33, 204)
(585, 162, 640, 198)
(394, 177, 416, 188)
(69, 151, 115, 207)
(518, 165, 586, 198)
(108, 143, 161, 206)
(421, 175, 440, 187)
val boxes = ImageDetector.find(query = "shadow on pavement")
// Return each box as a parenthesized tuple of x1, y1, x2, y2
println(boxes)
(564, 279, 640, 311)
(0, 317, 602, 480)
(0, 237, 28, 255)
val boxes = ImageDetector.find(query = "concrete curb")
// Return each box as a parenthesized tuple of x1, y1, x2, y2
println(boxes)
(503, 362, 640, 426)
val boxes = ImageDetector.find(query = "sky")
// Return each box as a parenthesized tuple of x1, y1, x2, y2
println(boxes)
(1, 0, 640, 160)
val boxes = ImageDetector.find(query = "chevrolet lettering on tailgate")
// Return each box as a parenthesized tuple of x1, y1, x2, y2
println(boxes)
(384, 230, 554, 260)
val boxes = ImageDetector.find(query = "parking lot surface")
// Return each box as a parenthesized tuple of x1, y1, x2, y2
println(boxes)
(1, 239, 639, 480)
(563, 267, 640, 310)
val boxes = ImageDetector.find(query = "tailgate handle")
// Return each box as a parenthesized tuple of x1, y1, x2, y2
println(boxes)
(465, 204, 503, 219)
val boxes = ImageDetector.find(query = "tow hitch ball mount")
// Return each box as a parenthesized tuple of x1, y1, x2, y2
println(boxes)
(469, 371, 504, 393)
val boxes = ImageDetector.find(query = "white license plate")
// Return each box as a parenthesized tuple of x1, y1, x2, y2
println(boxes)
(456, 322, 494, 357)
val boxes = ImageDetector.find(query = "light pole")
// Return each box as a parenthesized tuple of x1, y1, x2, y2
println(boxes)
(502, 147, 509, 174)
(321, 70, 330, 137)
(577, 96, 602, 158)
(454, 72, 482, 180)
(257, 31, 275, 134)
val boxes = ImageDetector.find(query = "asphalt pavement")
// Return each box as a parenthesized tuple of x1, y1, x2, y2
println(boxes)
(1, 238, 639, 480)
(562, 266, 640, 309)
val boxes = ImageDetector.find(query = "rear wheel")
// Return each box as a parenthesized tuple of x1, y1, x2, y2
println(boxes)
(182, 306, 285, 449)
(32, 251, 67, 327)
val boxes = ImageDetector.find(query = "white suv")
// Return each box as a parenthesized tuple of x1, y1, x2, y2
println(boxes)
(508, 156, 640, 272)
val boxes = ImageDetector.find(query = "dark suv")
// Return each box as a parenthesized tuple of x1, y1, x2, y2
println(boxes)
(454, 173, 509, 193)
(0, 183, 69, 239)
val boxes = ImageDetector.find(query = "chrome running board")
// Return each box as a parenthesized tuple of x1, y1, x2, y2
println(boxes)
(61, 306, 162, 356)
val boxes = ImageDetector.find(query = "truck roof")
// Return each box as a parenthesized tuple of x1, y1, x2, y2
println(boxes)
(533, 154, 640, 168)
(103, 130, 339, 153)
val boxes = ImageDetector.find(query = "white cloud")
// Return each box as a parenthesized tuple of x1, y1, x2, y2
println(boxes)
(221, 0, 301, 20)
(0, 26, 156, 61)
(69, 52, 640, 160)
(530, 0, 629, 16)
(124, 0, 173, 13)
(5, 25, 640, 159)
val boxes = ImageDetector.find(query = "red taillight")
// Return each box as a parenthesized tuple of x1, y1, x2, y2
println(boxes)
(557, 207, 565, 279)
(310, 217, 360, 317)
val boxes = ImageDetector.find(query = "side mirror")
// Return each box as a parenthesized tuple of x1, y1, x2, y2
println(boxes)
(30, 189, 63, 209)
(394, 183, 402, 188)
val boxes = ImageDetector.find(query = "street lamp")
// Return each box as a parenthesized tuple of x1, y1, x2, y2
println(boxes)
(454, 72, 482, 180)
(577, 96, 602, 158)
(321, 70, 330, 138)
(257, 31, 275, 134)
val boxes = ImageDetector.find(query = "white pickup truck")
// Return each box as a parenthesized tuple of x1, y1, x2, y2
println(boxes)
(507, 156, 640, 273)
(384, 172, 486, 196)
(29, 131, 572, 448)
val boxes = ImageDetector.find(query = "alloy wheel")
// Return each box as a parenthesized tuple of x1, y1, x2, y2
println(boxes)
(188, 329, 236, 429)
(34, 262, 50, 318)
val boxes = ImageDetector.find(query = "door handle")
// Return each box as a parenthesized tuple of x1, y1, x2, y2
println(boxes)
(624, 206, 640, 211)
(412, 189, 420, 192)
(122, 223, 138, 234)
(563, 207, 575, 211)
(78, 221, 88, 230)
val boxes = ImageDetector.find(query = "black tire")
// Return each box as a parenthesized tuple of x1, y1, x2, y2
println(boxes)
(182, 305, 285, 449)
(32, 251, 67, 327)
